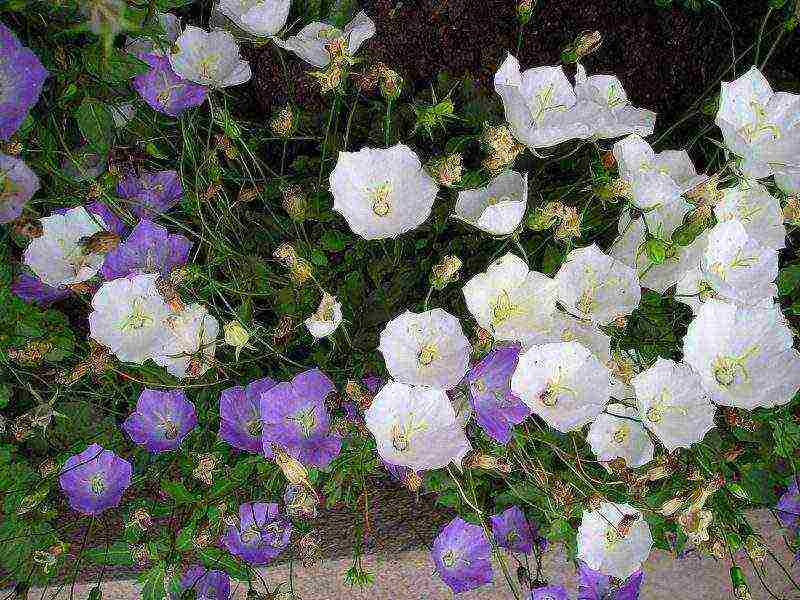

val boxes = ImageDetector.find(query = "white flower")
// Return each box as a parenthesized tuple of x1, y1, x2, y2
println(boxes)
(700, 219, 778, 305)
(714, 181, 786, 251)
(126, 12, 181, 56)
(775, 171, 800, 196)
(587, 404, 654, 468)
(674, 267, 711, 314)
(365, 381, 471, 470)
(511, 341, 610, 432)
(275, 11, 376, 67)
(573, 63, 656, 140)
(576, 502, 653, 579)
(217, 0, 290, 37)
(462, 253, 557, 344)
(304, 292, 343, 339)
(683, 299, 800, 409)
(715, 66, 800, 179)
(88, 273, 173, 364)
(543, 312, 611, 364)
(493, 54, 589, 149)
(632, 358, 716, 452)
(379, 308, 470, 390)
(23, 206, 107, 287)
(329, 144, 438, 240)
(555, 243, 641, 325)
(453, 171, 527, 235)
(613, 134, 707, 210)
(155, 303, 220, 378)
(169, 26, 251, 88)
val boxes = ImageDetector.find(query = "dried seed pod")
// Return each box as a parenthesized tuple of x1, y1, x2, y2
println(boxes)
(12, 216, 42, 238)
(272, 444, 311, 487)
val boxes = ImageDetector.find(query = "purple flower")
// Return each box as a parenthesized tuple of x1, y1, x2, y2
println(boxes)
(133, 53, 208, 117)
(431, 517, 493, 594)
(117, 169, 183, 218)
(0, 22, 48, 140)
(12, 272, 70, 305)
(776, 478, 800, 533)
(260, 369, 342, 468)
(578, 561, 644, 600)
(59, 444, 132, 515)
(222, 502, 291, 565)
(173, 565, 230, 600)
(530, 586, 570, 600)
(219, 377, 278, 453)
(490, 505, 539, 554)
(0, 153, 39, 223)
(86, 200, 128, 236)
(123, 389, 197, 453)
(101, 219, 191, 280)
(465, 344, 530, 444)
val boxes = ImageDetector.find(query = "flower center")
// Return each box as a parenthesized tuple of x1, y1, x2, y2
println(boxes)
(197, 54, 220, 79)
(417, 343, 438, 366)
(738, 101, 781, 143)
(473, 378, 487, 394)
(120, 297, 154, 331)
(246, 419, 262, 437)
(391, 423, 410, 452)
(530, 83, 568, 125)
(486, 193, 513, 206)
(708, 249, 758, 280)
(645, 390, 688, 423)
(369, 181, 393, 216)
(162, 418, 178, 440)
(540, 367, 574, 407)
(441, 549, 461, 569)
(612, 425, 630, 445)
(490, 289, 523, 327)
(89, 474, 106, 495)
(291, 408, 317, 437)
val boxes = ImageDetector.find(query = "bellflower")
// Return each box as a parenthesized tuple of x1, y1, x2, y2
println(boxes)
(304, 291, 343, 339)
(431, 517, 493, 593)
(219, 377, 278, 453)
(490, 505, 539, 554)
(0, 153, 39, 223)
(11, 272, 70, 305)
(133, 54, 208, 117)
(260, 369, 342, 468)
(714, 180, 786, 251)
(378, 308, 470, 390)
(365, 381, 471, 471)
(531, 586, 570, 600)
(453, 171, 528, 235)
(172, 565, 230, 600)
(222, 502, 291, 565)
(123, 389, 197, 453)
(511, 341, 610, 433)
(117, 169, 183, 218)
(0, 22, 48, 140)
(155, 303, 220, 378)
(330, 144, 439, 240)
(578, 561, 644, 600)
(683, 299, 800, 409)
(169, 26, 252, 88)
(275, 11, 376, 67)
(59, 444, 132, 515)
(218, 0, 290, 38)
(776, 479, 800, 533)
(587, 404, 654, 468)
(101, 219, 192, 280)
(126, 12, 181, 56)
(84, 199, 128, 236)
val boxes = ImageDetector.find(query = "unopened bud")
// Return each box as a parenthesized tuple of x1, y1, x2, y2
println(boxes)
(462, 451, 512, 473)
(130, 543, 149, 566)
(596, 178, 633, 201)
(281, 184, 308, 222)
(12, 217, 42, 238)
(345, 380, 373, 411)
(128, 507, 153, 530)
(744, 535, 766, 563)
(378, 66, 403, 101)
(297, 530, 322, 568)
(517, 0, 534, 24)
(38, 459, 59, 479)
(644, 237, 667, 265)
(404, 471, 422, 492)
(224, 321, 251, 361)
(270, 105, 296, 138)
(657, 495, 685, 517)
(527, 202, 560, 231)
(430, 255, 463, 290)
(574, 30, 602, 60)
(310, 65, 344, 94)
(274, 243, 313, 284)
(428, 153, 463, 187)
(272, 444, 311, 487)
(193, 453, 217, 486)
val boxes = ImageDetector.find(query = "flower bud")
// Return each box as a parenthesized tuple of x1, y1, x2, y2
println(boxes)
(427, 153, 463, 187)
(224, 321, 251, 361)
(272, 444, 311, 487)
(274, 243, 313, 285)
(281, 184, 309, 222)
(238, 186, 261, 203)
(404, 471, 423, 492)
(657, 495, 686, 517)
(285, 483, 319, 519)
(193, 453, 217, 486)
(744, 535, 766, 562)
(462, 450, 512, 473)
(783, 196, 800, 225)
(429, 255, 463, 290)
(38, 458, 59, 479)
(730, 567, 751, 600)
(130, 543, 150, 566)
(644, 237, 667, 265)
(270, 105, 296, 138)
(517, 0, 534, 25)
(12, 217, 42, 238)
(574, 30, 602, 60)
(214, 134, 238, 160)
(3, 141, 23, 156)
(297, 530, 322, 568)
(345, 380, 373, 411)
(596, 178, 633, 201)
(79, 231, 120, 254)
(378, 66, 403, 101)
(527, 205, 559, 231)
(128, 507, 153, 531)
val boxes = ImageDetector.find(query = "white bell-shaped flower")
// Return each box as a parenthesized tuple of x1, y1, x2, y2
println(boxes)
(88, 273, 173, 364)
(275, 11, 375, 67)
(577, 502, 653, 579)
(700, 219, 778, 306)
(683, 299, 800, 409)
(304, 292, 343, 339)
(365, 381, 471, 470)
(587, 404, 654, 468)
(715, 66, 800, 180)
(169, 26, 251, 88)
(217, 0, 290, 37)
(453, 170, 527, 235)
(24, 206, 107, 288)
(674, 266, 712, 314)
(543, 312, 611, 364)
(330, 144, 438, 240)
(378, 308, 470, 390)
(714, 181, 786, 251)
(462, 253, 558, 344)
(556, 243, 641, 325)
(155, 303, 220, 378)
(511, 341, 610, 432)
(631, 358, 716, 452)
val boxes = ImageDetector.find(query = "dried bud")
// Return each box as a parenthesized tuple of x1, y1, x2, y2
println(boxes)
(155, 277, 185, 312)
(270, 105, 296, 138)
(704, 536, 727, 560)
(645, 455, 677, 481)
(274, 243, 313, 285)
(429, 255, 463, 290)
(273, 315, 295, 345)
(79, 231, 120, 254)
(482, 123, 524, 172)
(12, 217, 43, 238)
(783, 196, 800, 225)
(600, 151, 616, 169)
(215, 134, 238, 160)
(272, 444, 311, 486)
(224, 321, 251, 361)
(472, 326, 494, 356)
(202, 182, 223, 202)
(195, 525, 214, 548)
(281, 184, 308, 222)
(378, 66, 403, 101)
(554, 205, 582, 240)
(310, 64, 344, 94)
(325, 36, 348, 64)
(56, 361, 91, 386)
(722, 445, 745, 462)
(87, 181, 103, 200)
(678, 508, 713, 545)
(744, 535, 766, 563)
(345, 380, 373, 411)
(427, 153, 463, 187)
(722, 407, 758, 431)
(66, 281, 94, 295)
(463, 451, 512, 473)
(612, 315, 628, 330)
(238, 186, 261, 203)
(130, 543, 150, 566)
(3, 140, 23, 155)
(596, 178, 633, 201)
(574, 30, 602, 59)
(193, 454, 218, 486)
(404, 470, 423, 492)
(285, 483, 319, 519)
(657, 495, 686, 517)
(128, 507, 153, 530)
(38, 459, 59, 479)
(586, 493, 604, 510)
(297, 530, 322, 568)
(8, 340, 53, 366)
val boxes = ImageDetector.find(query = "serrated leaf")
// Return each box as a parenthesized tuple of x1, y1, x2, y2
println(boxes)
(771, 416, 800, 458)
(140, 563, 166, 600)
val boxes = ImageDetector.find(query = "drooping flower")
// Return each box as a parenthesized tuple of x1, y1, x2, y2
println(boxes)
(511, 341, 609, 432)
(171, 565, 230, 600)
(222, 502, 291, 565)
(631, 358, 716, 452)
(683, 299, 800, 409)
(577, 560, 644, 600)
(576, 502, 653, 579)
(260, 369, 342, 468)
(117, 169, 183, 218)
(715, 66, 800, 180)
(169, 26, 252, 89)
(453, 171, 528, 235)
(11, 272, 70, 305)
(88, 273, 173, 363)
(101, 219, 192, 280)
(431, 517, 493, 594)
(465, 344, 530, 444)
(123, 389, 197, 453)
(126, 12, 181, 56)
(490, 505, 539, 554)
(154, 303, 220, 378)
(217, 0, 290, 38)
(59, 444, 132, 515)
(304, 291, 343, 339)
(587, 404, 654, 468)
(531, 586, 570, 600)
(378, 308, 470, 390)
(776, 479, 800, 533)
(0, 153, 39, 223)
(275, 10, 376, 67)
(714, 181, 786, 251)
(133, 53, 208, 117)
(462, 253, 558, 344)
(219, 377, 278, 453)
(365, 381, 471, 471)
(0, 22, 48, 140)
(329, 144, 439, 240)
(555, 244, 641, 325)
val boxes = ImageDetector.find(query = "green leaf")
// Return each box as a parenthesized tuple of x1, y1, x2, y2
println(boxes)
(0, 385, 9, 409)
(88, 586, 103, 600)
(198, 547, 250, 581)
(321, 230, 348, 252)
(84, 46, 148, 84)
(84, 542, 134, 566)
(140, 563, 166, 600)
(739, 464, 778, 504)
(777, 264, 800, 296)
(75, 100, 114, 154)
(160, 481, 200, 505)
(771, 416, 800, 458)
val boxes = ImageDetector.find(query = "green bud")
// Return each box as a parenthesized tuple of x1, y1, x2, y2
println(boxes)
(644, 238, 667, 265)
(671, 221, 706, 246)
(527, 210, 557, 231)
(726, 482, 749, 501)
